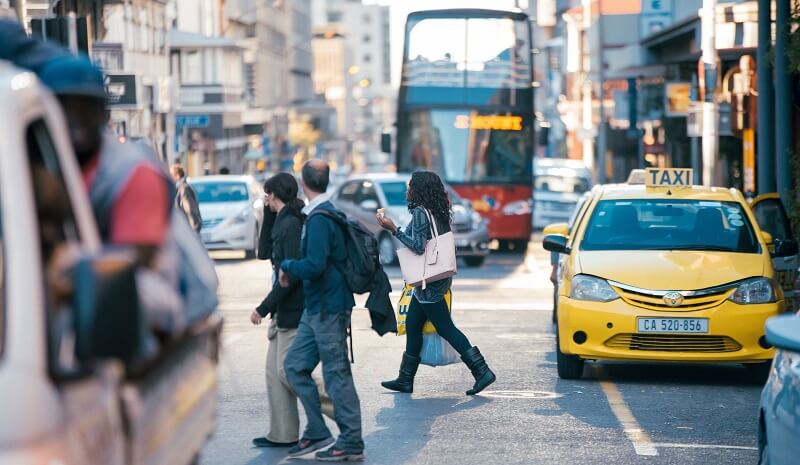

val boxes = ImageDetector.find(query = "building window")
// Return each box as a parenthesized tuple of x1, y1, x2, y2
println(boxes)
(363, 54, 371, 63)
(328, 11, 342, 22)
(363, 13, 371, 24)
(363, 34, 371, 43)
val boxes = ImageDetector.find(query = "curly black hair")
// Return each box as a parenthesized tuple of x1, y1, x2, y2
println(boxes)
(407, 170, 452, 226)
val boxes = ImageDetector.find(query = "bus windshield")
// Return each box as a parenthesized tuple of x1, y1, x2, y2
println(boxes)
(403, 15, 531, 106)
(397, 109, 532, 184)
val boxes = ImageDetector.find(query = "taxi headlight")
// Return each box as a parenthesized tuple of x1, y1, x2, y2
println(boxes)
(728, 278, 776, 305)
(570, 275, 620, 302)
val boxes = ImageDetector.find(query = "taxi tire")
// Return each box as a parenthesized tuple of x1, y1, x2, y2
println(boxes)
(745, 361, 771, 384)
(556, 336, 584, 379)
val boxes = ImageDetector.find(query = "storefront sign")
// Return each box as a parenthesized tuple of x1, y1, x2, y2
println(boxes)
(742, 128, 755, 194)
(665, 82, 691, 116)
(641, 0, 672, 36)
(105, 74, 138, 107)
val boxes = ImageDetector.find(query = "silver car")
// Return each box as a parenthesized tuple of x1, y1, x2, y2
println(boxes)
(189, 175, 264, 258)
(332, 173, 490, 267)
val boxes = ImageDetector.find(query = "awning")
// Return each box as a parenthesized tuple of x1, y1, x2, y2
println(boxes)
(641, 15, 700, 50)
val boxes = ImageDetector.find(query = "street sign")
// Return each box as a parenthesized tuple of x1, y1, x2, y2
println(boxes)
(176, 114, 210, 128)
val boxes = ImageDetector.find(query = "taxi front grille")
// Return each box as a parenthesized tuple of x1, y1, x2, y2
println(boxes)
(605, 334, 742, 353)
(611, 285, 734, 312)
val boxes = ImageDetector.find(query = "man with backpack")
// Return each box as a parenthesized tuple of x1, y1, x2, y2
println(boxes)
(280, 160, 364, 462)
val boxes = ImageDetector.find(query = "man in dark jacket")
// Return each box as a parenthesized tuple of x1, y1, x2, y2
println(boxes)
(280, 160, 363, 461)
(171, 164, 202, 233)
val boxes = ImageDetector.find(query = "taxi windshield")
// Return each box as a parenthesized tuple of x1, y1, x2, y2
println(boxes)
(580, 199, 760, 253)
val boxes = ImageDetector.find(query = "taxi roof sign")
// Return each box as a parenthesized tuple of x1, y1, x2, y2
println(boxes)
(645, 168, 693, 188)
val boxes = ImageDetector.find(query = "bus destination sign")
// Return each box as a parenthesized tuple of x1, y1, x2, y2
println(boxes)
(454, 114, 523, 131)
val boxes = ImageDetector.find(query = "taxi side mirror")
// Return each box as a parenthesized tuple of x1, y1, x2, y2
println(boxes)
(543, 223, 569, 237)
(774, 238, 799, 258)
(543, 234, 571, 255)
(761, 231, 774, 246)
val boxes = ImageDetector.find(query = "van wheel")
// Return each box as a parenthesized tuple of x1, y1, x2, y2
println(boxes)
(745, 361, 772, 384)
(556, 336, 584, 379)
(464, 256, 485, 267)
(379, 233, 397, 266)
(552, 287, 559, 325)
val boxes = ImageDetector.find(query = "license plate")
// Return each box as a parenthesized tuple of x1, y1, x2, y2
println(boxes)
(456, 239, 470, 247)
(637, 318, 709, 333)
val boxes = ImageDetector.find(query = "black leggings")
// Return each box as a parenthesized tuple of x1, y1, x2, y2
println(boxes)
(405, 297, 472, 357)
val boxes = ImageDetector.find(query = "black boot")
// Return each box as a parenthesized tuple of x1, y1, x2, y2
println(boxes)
(461, 346, 496, 395)
(381, 352, 421, 393)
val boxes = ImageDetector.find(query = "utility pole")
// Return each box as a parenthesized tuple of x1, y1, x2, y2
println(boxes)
(701, 0, 719, 186)
(757, 0, 776, 194)
(775, 0, 792, 205)
(690, 74, 701, 184)
(596, 0, 607, 184)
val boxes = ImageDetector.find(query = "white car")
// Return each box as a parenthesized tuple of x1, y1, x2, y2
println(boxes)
(190, 175, 264, 258)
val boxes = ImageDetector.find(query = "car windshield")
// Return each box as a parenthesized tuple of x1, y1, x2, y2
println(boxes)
(535, 174, 590, 194)
(580, 199, 760, 253)
(193, 182, 249, 203)
(381, 181, 408, 206)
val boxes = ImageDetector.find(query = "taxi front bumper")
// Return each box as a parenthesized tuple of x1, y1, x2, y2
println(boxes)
(557, 296, 780, 363)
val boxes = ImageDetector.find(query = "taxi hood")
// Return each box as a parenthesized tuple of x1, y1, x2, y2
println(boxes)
(578, 250, 767, 290)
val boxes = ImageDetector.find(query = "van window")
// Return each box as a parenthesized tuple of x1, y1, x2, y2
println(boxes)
(26, 120, 83, 377)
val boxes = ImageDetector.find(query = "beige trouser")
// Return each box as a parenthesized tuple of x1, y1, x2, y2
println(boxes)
(266, 319, 334, 443)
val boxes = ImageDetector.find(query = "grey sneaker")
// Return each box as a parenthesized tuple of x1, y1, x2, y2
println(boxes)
(287, 436, 335, 458)
(315, 446, 365, 462)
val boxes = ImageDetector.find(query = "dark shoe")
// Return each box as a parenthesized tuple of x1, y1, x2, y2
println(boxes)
(381, 352, 421, 393)
(252, 437, 296, 448)
(461, 346, 496, 396)
(287, 436, 335, 458)
(315, 446, 365, 462)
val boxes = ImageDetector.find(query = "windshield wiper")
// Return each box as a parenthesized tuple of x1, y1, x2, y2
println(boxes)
(661, 245, 739, 252)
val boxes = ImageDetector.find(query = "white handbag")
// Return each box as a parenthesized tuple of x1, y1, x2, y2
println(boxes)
(397, 208, 457, 289)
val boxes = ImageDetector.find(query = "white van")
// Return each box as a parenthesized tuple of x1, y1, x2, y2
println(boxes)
(0, 63, 221, 465)
(532, 158, 592, 229)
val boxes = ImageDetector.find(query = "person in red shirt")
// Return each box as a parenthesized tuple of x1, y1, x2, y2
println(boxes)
(38, 55, 172, 266)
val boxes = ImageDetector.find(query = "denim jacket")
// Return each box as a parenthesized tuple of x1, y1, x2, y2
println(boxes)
(394, 207, 452, 303)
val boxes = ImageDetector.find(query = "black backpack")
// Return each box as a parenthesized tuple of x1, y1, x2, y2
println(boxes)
(310, 210, 379, 294)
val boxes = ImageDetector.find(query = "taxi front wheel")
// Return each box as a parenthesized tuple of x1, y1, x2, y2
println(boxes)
(556, 336, 584, 380)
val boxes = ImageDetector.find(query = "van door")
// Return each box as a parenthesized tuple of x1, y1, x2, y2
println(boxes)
(751, 194, 799, 312)
(25, 117, 126, 465)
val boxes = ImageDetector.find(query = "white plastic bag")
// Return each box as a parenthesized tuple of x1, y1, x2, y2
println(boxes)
(420, 333, 460, 367)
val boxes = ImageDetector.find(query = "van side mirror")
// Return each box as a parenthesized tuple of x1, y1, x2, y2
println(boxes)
(543, 234, 571, 255)
(73, 255, 143, 367)
(773, 238, 799, 258)
(381, 132, 392, 154)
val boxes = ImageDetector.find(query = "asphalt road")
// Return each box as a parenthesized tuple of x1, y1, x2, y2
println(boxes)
(202, 241, 763, 465)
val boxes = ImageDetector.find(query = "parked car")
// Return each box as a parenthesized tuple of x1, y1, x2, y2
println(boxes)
(759, 314, 800, 465)
(190, 175, 264, 258)
(533, 158, 592, 229)
(0, 62, 220, 465)
(331, 173, 490, 267)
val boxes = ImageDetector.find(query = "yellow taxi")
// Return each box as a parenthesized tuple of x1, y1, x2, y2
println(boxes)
(543, 168, 798, 380)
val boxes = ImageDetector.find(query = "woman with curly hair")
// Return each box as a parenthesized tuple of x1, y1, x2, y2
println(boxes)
(376, 170, 496, 395)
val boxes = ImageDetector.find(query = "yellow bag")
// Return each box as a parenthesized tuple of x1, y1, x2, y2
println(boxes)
(396, 284, 452, 336)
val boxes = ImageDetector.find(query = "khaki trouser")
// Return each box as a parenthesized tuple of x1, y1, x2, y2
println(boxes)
(266, 319, 333, 443)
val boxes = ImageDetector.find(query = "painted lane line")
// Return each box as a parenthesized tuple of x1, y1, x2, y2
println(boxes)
(652, 443, 757, 451)
(223, 333, 244, 347)
(599, 379, 659, 457)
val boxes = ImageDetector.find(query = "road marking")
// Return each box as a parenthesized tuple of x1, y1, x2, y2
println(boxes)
(481, 390, 564, 399)
(652, 443, 757, 451)
(223, 333, 244, 346)
(599, 378, 659, 456)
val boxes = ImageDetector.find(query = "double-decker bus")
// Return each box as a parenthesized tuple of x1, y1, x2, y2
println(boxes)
(393, 8, 534, 252)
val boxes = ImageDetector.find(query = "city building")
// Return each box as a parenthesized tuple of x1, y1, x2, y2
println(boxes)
(312, 0, 393, 170)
